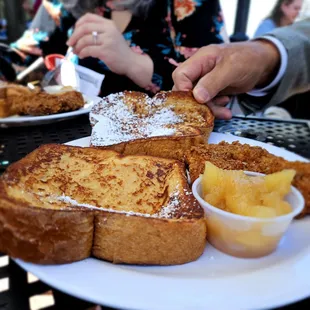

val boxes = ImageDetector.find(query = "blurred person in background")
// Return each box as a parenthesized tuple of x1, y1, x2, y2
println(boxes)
(10, 0, 64, 58)
(65, 0, 228, 96)
(3, 0, 228, 97)
(253, 0, 304, 118)
(254, 0, 303, 37)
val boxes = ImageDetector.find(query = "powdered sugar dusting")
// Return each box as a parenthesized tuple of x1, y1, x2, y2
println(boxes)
(57, 195, 102, 210)
(51, 189, 185, 219)
(156, 191, 180, 218)
(90, 92, 184, 147)
(55, 194, 153, 217)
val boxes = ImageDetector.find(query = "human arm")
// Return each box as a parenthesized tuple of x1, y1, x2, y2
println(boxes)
(172, 39, 280, 119)
(256, 19, 310, 106)
(173, 19, 310, 119)
(141, 0, 228, 92)
(66, 13, 153, 89)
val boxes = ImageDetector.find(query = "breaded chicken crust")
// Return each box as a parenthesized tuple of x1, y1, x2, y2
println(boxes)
(185, 141, 310, 217)
(20, 91, 85, 116)
(0, 84, 85, 117)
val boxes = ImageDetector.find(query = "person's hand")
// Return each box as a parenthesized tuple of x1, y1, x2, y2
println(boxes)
(172, 40, 280, 119)
(67, 13, 135, 76)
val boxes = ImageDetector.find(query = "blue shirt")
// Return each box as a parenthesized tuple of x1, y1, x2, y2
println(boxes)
(254, 19, 277, 37)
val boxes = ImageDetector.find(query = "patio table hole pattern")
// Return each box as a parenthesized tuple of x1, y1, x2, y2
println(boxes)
(214, 117, 310, 159)
(0, 116, 91, 172)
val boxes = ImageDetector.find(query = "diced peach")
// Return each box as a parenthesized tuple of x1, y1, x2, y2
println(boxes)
(201, 162, 224, 196)
(264, 169, 296, 196)
(201, 161, 295, 219)
(263, 192, 292, 216)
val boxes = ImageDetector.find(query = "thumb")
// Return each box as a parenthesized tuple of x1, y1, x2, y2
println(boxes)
(193, 65, 231, 103)
(172, 52, 217, 92)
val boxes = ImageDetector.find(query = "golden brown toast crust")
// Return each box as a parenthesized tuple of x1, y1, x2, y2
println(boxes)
(185, 141, 310, 217)
(93, 212, 206, 265)
(159, 91, 214, 136)
(0, 183, 94, 264)
(0, 144, 206, 265)
(90, 91, 214, 160)
(96, 128, 207, 161)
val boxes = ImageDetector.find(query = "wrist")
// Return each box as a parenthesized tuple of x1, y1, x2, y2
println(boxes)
(254, 39, 281, 88)
(126, 50, 153, 88)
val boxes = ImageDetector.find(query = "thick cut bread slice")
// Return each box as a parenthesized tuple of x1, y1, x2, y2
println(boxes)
(185, 142, 310, 217)
(95, 125, 205, 161)
(90, 91, 214, 160)
(0, 144, 206, 265)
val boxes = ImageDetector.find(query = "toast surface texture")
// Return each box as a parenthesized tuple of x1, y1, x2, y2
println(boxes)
(0, 84, 84, 117)
(185, 141, 310, 216)
(0, 144, 206, 265)
(90, 91, 214, 160)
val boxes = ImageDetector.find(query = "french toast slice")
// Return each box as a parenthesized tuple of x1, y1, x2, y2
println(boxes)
(185, 142, 310, 217)
(89, 91, 214, 160)
(0, 144, 206, 265)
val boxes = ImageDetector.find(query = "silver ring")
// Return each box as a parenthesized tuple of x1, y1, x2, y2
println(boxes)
(92, 31, 98, 45)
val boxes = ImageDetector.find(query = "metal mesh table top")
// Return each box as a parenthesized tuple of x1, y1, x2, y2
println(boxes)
(0, 115, 91, 172)
(214, 116, 310, 159)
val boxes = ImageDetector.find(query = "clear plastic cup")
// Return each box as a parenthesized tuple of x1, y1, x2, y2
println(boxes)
(192, 172, 305, 258)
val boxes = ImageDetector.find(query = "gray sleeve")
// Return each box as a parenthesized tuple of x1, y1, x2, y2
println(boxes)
(266, 19, 310, 106)
(239, 19, 310, 115)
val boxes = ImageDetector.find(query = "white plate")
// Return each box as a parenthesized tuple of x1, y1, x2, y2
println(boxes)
(0, 91, 102, 128)
(16, 133, 310, 310)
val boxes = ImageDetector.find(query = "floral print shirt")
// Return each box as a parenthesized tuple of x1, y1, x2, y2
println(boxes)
(11, 0, 226, 96)
(85, 0, 226, 96)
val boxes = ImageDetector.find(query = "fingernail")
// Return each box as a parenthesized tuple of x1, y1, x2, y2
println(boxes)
(194, 87, 210, 103)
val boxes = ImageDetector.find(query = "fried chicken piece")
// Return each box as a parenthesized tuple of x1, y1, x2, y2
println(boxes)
(0, 99, 10, 117)
(0, 84, 85, 117)
(0, 84, 39, 117)
(20, 91, 85, 116)
(185, 141, 310, 217)
(5, 85, 41, 116)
